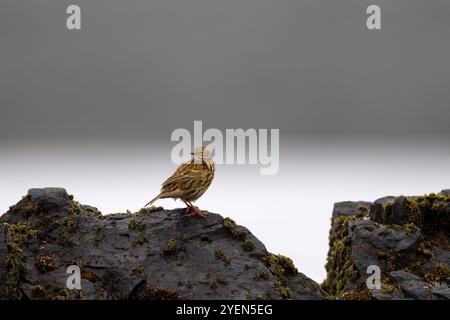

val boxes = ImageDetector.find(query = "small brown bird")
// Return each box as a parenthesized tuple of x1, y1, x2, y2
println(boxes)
(144, 146, 215, 218)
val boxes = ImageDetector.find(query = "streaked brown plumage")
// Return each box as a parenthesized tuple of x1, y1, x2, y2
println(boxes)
(144, 146, 215, 217)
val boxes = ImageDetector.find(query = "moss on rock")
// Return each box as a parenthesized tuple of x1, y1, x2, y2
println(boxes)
(163, 239, 178, 255)
(262, 253, 298, 300)
(130, 282, 181, 300)
(242, 239, 255, 252)
(322, 216, 361, 298)
(214, 249, 230, 265)
(223, 217, 248, 240)
(424, 264, 450, 286)
(35, 255, 56, 273)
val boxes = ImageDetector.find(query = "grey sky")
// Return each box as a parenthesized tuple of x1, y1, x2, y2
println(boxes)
(1, 0, 450, 142)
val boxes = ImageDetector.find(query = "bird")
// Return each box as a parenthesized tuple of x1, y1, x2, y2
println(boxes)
(143, 146, 215, 218)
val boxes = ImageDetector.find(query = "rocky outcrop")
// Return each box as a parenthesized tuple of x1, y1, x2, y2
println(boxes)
(0, 188, 322, 300)
(3, 187, 448, 300)
(322, 191, 450, 300)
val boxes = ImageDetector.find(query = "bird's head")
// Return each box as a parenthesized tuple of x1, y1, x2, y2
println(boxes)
(191, 146, 213, 164)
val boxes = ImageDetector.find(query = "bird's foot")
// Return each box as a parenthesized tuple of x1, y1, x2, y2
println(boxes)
(183, 206, 208, 218)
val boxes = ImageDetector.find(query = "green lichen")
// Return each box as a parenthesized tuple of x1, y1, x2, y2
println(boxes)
(35, 255, 56, 273)
(341, 290, 372, 300)
(321, 216, 362, 298)
(262, 253, 298, 300)
(407, 194, 450, 235)
(423, 264, 450, 286)
(128, 218, 148, 246)
(57, 197, 82, 246)
(128, 219, 146, 232)
(31, 284, 68, 300)
(130, 282, 181, 300)
(132, 266, 148, 277)
(403, 223, 417, 235)
(223, 217, 236, 229)
(216, 273, 229, 285)
(132, 235, 149, 247)
(356, 204, 369, 216)
(23, 203, 41, 217)
(279, 286, 292, 299)
(242, 239, 256, 252)
(31, 283, 82, 300)
(377, 248, 404, 274)
(381, 282, 400, 295)
(255, 270, 270, 281)
(223, 217, 248, 240)
(3, 222, 31, 299)
(214, 249, 230, 265)
(83, 206, 102, 217)
(163, 239, 178, 255)
(263, 253, 297, 276)
(135, 206, 164, 216)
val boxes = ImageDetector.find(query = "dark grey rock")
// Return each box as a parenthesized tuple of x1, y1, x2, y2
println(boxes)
(371, 289, 410, 300)
(432, 284, 450, 300)
(390, 271, 432, 300)
(369, 198, 392, 225)
(369, 196, 395, 225)
(373, 196, 396, 205)
(332, 201, 371, 220)
(0, 188, 322, 300)
(390, 270, 422, 283)
(370, 196, 414, 225)
(349, 220, 421, 276)
(440, 189, 450, 196)
(389, 197, 411, 225)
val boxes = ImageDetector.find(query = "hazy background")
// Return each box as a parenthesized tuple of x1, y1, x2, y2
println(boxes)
(1, 0, 450, 282)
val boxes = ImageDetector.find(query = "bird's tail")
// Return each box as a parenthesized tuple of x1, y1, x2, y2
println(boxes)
(144, 194, 161, 208)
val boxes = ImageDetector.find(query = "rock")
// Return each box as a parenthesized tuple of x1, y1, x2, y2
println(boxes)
(370, 196, 417, 225)
(374, 196, 396, 205)
(390, 271, 432, 300)
(0, 188, 322, 300)
(323, 191, 450, 300)
(431, 284, 450, 300)
(350, 220, 421, 275)
(0, 225, 7, 297)
(332, 201, 371, 220)
(441, 190, 450, 196)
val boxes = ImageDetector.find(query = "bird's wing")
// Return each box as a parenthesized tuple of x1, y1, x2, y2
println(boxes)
(161, 163, 202, 188)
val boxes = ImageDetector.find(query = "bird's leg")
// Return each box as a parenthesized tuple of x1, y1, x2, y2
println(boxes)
(186, 201, 199, 210)
(182, 200, 208, 218)
(186, 201, 208, 218)
(180, 198, 208, 218)
(182, 200, 193, 214)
